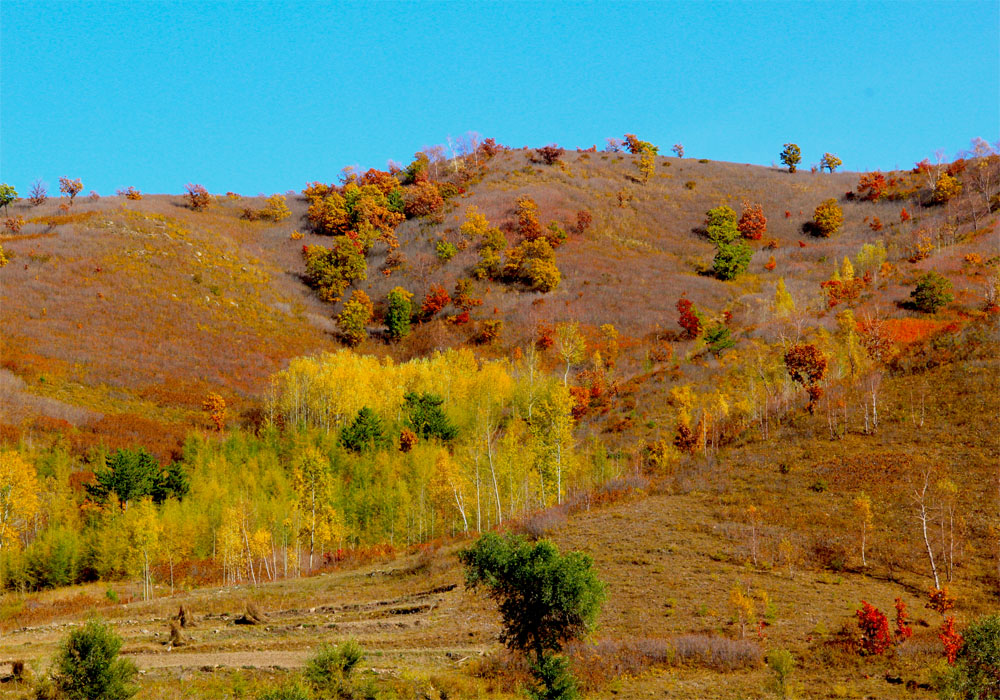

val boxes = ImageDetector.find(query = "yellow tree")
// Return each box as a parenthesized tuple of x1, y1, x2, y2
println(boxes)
(0, 451, 40, 557)
(853, 492, 873, 567)
(555, 322, 586, 386)
(124, 498, 161, 601)
(159, 499, 194, 594)
(292, 447, 338, 572)
(430, 449, 469, 533)
(531, 384, 576, 504)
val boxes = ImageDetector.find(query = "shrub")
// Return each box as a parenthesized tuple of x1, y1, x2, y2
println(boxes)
(766, 648, 794, 699)
(575, 210, 592, 235)
(474, 319, 503, 345)
(705, 205, 739, 245)
(28, 179, 48, 206)
(337, 290, 374, 347)
(404, 180, 444, 217)
(676, 297, 703, 338)
(932, 173, 962, 204)
(52, 619, 138, 700)
(812, 198, 843, 237)
(304, 639, 365, 692)
(856, 601, 892, 656)
(260, 194, 291, 221)
(910, 272, 953, 313)
(435, 239, 458, 261)
(117, 186, 142, 200)
(185, 184, 211, 211)
(258, 683, 310, 700)
(385, 286, 413, 340)
(302, 238, 367, 303)
(737, 200, 767, 240)
(419, 284, 450, 319)
(713, 240, 753, 280)
(856, 171, 887, 201)
(4, 216, 24, 234)
(534, 145, 564, 165)
(940, 614, 999, 698)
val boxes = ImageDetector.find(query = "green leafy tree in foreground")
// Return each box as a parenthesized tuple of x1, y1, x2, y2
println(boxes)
(940, 614, 1000, 700)
(780, 143, 801, 173)
(51, 619, 138, 700)
(459, 532, 605, 700)
(910, 271, 954, 313)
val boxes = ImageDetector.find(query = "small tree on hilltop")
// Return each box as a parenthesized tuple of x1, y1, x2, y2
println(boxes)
(780, 144, 801, 173)
(812, 198, 844, 237)
(185, 183, 211, 211)
(910, 272, 953, 313)
(534, 145, 564, 165)
(459, 533, 605, 700)
(672, 143, 684, 158)
(784, 344, 827, 414)
(337, 289, 374, 347)
(52, 619, 139, 700)
(59, 177, 83, 204)
(820, 153, 843, 172)
(29, 179, 48, 206)
(0, 184, 17, 214)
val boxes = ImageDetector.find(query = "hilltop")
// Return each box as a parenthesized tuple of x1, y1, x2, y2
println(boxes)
(0, 138, 998, 699)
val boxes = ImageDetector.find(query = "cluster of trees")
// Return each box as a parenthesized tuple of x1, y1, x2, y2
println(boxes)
(778, 144, 842, 173)
(702, 204, 762, 280)
(470, 199, 564, 292)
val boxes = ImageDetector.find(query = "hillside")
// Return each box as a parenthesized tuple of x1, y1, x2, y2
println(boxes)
(0, 139, 998, 699)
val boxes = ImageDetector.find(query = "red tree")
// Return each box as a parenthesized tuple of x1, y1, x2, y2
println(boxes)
(856, 601, 892, 656)
(894, 598, 913, 642)
(677, 297, 702, 339)
(737, 200, 767, 240)
(939, 617, 963, 664)
(857, 172, 887, 201)
(419, 284, 450, 320)
(185, 183, 211, 211)
(784, 344, 827, 413)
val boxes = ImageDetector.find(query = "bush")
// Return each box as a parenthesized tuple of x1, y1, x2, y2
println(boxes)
(713, 240, 753, 280)
(910, 272, 953, 313)
(766, 648, 795, 699)
(185, 184, 211, 211)
(258, 682, 310, 700)
(385, 286, 413, 340)
(812, 198, 843, 237)
(52, 619, 138, 700)
(260, 194, 291, 221)
(435, 240, 458, 261)
(940, 614, 1000, 700)
(304, 639, 365, 692)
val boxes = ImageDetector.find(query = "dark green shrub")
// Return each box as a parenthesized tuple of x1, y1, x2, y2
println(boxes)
(910, 271, 954, 313)
(52, 619, 138, 700)
(940, 614, 1000, 700)
(304, 639, 365, 692)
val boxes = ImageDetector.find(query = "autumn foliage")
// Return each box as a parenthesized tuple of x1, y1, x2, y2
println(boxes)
(185, 184, 211, 211)
(737, 200, 767, 240)
(676, 297, 703, 339)
(856, 601, 892, 656)
(784, 344, 827, 413)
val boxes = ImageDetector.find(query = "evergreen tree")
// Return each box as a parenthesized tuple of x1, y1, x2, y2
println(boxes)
(87, 449, 161, 510)
(403, 392, 458, 442)
(339, 407, 389, 453)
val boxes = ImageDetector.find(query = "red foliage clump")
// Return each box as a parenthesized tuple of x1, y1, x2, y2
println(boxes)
(399, 429, 417, 452)
(575, 209, 593, 236)
(821, 277, 867, 308)
(676, 297, 702, 339)
(927, 587, 956, 615)
(784, 344, 827, 414)
(883, 318, 947, 345)
(900, 207, 911, 223)
(939, 617, 963, 664)
(536, 322, 555, 350)
(419, 284, 450, 320)
(737, 200, 767, 240)
(856, 601, 892, 656)
(764, 256, 776, 271)
(894, 598, 913, 643)
(856, 172, 887, 201)
(869, 217, 883, 232)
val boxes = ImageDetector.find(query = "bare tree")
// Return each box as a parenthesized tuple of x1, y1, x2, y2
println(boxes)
(911, 467, 940, 589)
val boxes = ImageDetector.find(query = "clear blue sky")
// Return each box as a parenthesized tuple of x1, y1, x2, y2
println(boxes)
(2, 1, 997, 195)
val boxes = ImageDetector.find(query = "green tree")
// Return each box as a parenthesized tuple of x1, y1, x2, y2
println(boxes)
(339, 407, 389, 453)
(780, 144, 801, 173)
(0, 183, 17, 214)
(336, 289, 373, 347)
(941, 614, 1000, 700)
(87, 449, 161, 510)
(385, 286, 413, 341)
(812, 198, 844, 237)
(713, 240, 753, 280)
(459, 533, 605, 700)
(404, 392, 458, 442)
(705, 205, 739, 245)
(910, 271, 953, 313)
(52, 619, 139, 700)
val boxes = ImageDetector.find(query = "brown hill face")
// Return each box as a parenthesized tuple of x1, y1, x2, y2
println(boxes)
(0, 148, 995, 442)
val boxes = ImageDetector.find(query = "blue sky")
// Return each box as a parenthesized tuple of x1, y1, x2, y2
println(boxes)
(2, 1, 997, 195)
